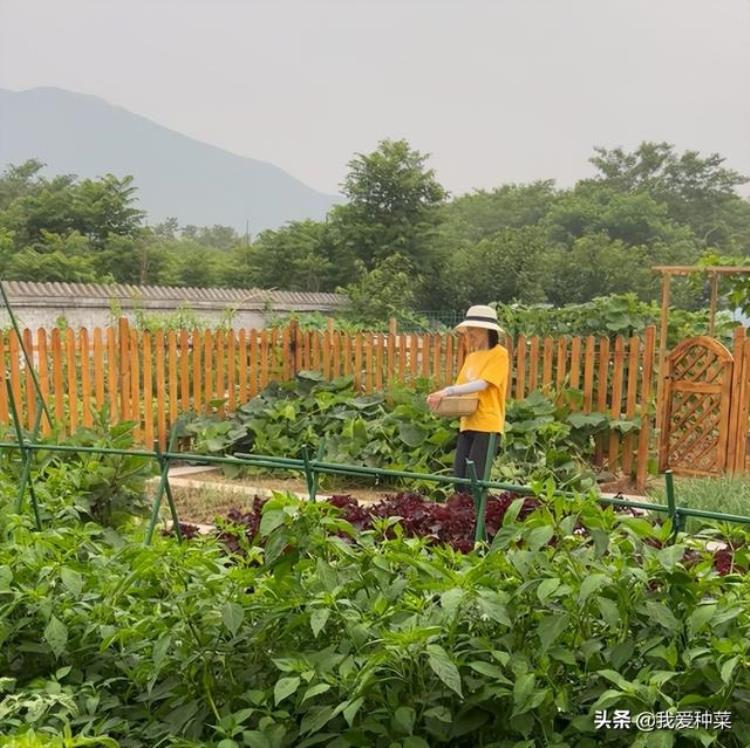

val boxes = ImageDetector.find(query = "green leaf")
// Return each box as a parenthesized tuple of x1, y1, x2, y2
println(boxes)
(477, 591, 512, 626)
(301, 683, 332, 703)
(260, 509, 286, 536)
(597, 669, 633, 692)
(688, 604, 716, 634)
(468, 660, 511, 681)
(242, 731, 271, 748)
(537, 613, 569, 651)
(404, 739, 430, 748)
(206, 437, 227, 452)
(274, 676, 301, 705)
(609, 640, 635, 670)
(342, 697, 364, 726)
(264, 529, 289, 564)
(426, 644, 463, 697)
(548, 646, 576, 665)
(527, 525, 554, 551)
(591, 528, 609, 556)
(597, 597, 620, 628)
(398, 422, 426, 448)
(537, 577, 560, 602)
(503, 497, 526, 526)
(60, 567, 83, 596)
(44, 616, 68, 658)
(567, 412, 607, 429)
(440, 588, 464, 617)
(0, 566, 11, 592)
(644, 601, 681, 632)
(720, 655, 739, 685)
(656, 543, 685, 571)
(300, 705, 337, 735)
(512, 672, 535, 713)
(424, 705, 452, 722)
(221, 602, 244, 636)
(393, 705, 416, 735)
(352, 418, 368, 443)
(153, 634, 171, 667)
(578, 573, 607, 603)
(310, 608, 331, 638)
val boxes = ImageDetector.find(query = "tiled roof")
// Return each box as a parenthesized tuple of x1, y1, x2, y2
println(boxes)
(2, 281, 344, 306)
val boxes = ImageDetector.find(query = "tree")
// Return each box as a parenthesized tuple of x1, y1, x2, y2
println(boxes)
(339, 254, 422, 328)
(0, 159, 46, 211)
(0, 168, 144, 249)
(543, 183, 695, 247)
(330, 139, 447, 271)
(541, 234, 701, 307)
(438, 227, 549, 312)
(440, 181, 559, 241)
(587, 142, 750, 249)
(2, 231, 101, 282)
(243, 220, 333, 292)
(181, 224, 239, 250)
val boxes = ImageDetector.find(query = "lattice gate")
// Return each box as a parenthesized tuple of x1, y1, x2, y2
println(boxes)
(658, 336, 736, 476)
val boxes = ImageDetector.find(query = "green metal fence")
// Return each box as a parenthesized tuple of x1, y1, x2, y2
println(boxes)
(4, 426, 750, 550)
(3, 280, 750, 549)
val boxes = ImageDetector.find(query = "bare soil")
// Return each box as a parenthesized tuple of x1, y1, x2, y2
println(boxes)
(166, 470, 401, 524)
(598, 475, 650, 497)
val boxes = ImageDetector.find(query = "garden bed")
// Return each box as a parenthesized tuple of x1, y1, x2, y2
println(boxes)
(159, 468, 399, 524)
(162, 466, 652, 527)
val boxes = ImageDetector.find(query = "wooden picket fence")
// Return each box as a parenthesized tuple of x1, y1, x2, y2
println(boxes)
(0, 318, 657, 484)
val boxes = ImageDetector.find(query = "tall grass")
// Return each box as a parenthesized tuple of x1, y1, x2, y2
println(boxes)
(649, 474, 750, 534)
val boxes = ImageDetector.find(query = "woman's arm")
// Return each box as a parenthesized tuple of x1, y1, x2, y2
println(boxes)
(427, 379, 488, 410)
(443, 380, 488, 396)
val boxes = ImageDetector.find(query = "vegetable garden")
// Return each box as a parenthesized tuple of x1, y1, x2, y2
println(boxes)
(3, 292, 750, 746)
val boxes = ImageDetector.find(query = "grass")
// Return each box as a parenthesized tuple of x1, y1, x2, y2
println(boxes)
(648, 474, 750, 534)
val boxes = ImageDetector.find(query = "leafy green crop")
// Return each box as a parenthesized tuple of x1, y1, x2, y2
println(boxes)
(495, 293, 736, 346)
(1, 485, 749, 746)
(1, 411, 154, 528)
(181, 374, 639, 491)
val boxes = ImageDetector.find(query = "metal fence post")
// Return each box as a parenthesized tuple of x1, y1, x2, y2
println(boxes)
(302, 447, 318, 502)
(466, 460, 486, 544)
(6, 383, 43, 529)
(664, 469, 681, 538)
(145, 426, 181, 544)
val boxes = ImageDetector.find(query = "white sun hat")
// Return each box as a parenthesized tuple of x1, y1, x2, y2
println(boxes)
(455, 304, 503, 333)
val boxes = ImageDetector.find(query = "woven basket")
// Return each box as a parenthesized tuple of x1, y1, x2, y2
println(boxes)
(434, 395, 479, 418)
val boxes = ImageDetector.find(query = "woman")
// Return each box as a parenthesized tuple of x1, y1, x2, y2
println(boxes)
(426, 305, 509, 483)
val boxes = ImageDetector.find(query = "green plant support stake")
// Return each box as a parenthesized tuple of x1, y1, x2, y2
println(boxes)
(302, 446, 317, 502)
(664, 469, 680, 538)
(466, 460, 485, 544)
(145, 427, 181, 544)
(470, 433, 498, 545)
(7, 383, 43, 529)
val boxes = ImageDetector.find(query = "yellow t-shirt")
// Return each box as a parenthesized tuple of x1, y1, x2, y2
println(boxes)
(456, 345, 509, 433)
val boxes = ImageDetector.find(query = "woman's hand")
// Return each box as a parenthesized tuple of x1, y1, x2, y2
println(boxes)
(426, 389, 448, 411)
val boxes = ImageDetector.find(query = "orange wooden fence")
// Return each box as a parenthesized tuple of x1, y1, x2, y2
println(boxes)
(0, 319, 657, 481)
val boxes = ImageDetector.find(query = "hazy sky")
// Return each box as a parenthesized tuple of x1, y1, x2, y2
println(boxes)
(1, 0, 749, 197)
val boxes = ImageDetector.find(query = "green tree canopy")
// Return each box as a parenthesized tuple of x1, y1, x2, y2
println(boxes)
(330, 138, 447, 270)
(586, 142, 750, 249)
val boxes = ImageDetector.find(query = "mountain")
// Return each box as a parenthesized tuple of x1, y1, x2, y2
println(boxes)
(0, 87, 340, 232)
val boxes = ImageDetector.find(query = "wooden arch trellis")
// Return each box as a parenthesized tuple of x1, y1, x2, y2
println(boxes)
(654, 265, 750, 477)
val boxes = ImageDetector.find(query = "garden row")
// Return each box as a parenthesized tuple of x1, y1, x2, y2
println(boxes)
(1, 466, 750, 746)
(182, 372, 641, 493)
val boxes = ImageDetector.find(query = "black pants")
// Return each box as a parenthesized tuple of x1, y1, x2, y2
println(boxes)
(453, 430, 500, 490)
